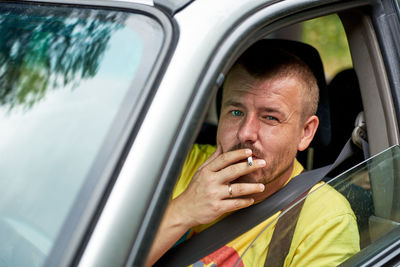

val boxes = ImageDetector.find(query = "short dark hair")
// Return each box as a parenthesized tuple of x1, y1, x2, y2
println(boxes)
(232, 40, 319, 121)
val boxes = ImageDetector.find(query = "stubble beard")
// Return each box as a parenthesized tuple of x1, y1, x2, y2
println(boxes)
(228, 143, 295, 185)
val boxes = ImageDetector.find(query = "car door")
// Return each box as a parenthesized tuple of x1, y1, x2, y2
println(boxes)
(341, 1, 400, 264)
(0, 1, 174, 266)
(3, 0, 400, 266)
(135, 0, 400, 266)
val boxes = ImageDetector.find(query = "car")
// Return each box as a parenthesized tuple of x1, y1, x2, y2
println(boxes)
(1, 0, 400, 266)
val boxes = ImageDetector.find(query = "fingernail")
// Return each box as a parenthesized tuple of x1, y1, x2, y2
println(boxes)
(245, 149, 252, 156)
(256, 159, 266, 167)
(259, 184, 265, 191)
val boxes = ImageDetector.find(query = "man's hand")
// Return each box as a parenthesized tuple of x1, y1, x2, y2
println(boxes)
(172, 146, 266, 229)
(145, 146, 266, 266)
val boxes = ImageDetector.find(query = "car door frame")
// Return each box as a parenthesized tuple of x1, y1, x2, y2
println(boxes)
(6, 1, 179, 267)
(119, 0, 400, 266)
(36, 0, 398, 266)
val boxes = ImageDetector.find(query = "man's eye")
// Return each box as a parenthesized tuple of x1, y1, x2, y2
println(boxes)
(231, 110, 243, 117)
(264, 115, 278, 121)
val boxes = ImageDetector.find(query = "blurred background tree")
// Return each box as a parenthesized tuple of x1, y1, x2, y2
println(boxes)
(302, 14, 353, 81)
(0, 4, 127, 110)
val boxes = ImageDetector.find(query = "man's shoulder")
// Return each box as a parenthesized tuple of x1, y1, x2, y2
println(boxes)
(301, 182, 356, 222)
(172, 144, 216, 199)
(191, 143, 217, 157)
(184, 144, 216, 170)
(288, 182, 360, 265)
(183, 143, 216, 164)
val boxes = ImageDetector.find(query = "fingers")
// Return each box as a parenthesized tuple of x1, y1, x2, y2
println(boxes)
(198, 145, 222, 168)
(209, 197, 257, 215)
(207, 148, 252, 171)
(178, 147, 267, 226)
(223, 198, 255, 212)
(218, 159, 266, 183)
(203, 183, 264, 218)
(225, 183, 265, 199)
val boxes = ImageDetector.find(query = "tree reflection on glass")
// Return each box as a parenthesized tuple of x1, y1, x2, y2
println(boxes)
(0, 6, 127, 110)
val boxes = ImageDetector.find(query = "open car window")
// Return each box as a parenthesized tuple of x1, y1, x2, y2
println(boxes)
(238, 144, 400, 265)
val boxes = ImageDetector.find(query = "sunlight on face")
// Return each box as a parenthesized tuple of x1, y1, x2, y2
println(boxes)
(217, 65, 306, 187)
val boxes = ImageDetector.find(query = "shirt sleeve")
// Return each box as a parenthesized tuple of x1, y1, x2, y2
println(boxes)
(286, 183, 360, 267)
(287, 212, 360, 266)
(172, 144, 216, 199)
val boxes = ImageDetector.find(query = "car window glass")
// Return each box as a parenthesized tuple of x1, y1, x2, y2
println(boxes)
(0, 3, 163, 266)
(237, 145, 400, 265)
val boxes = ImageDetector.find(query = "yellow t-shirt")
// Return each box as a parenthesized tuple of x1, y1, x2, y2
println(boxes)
(172, 144, 360, 266)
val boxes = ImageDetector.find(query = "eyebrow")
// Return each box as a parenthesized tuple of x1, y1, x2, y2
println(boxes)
(223, 99, 286, 119)
(259, 107, 284, 115)
(222, 100, 244, 109)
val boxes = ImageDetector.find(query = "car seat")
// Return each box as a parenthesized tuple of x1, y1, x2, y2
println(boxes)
(195, 121, 217, 145)
(210, 39, 332, 161)
(313, 68, 364, 169)
(320, 68, 373, 248)
(197, 39, 331, 153)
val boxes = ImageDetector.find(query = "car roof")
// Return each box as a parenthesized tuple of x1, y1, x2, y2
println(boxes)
(154, 0, 195, 14)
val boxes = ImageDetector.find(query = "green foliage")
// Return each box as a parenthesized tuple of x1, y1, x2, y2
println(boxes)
(0, 4, 127, 110)
(302, 14, 353, 80)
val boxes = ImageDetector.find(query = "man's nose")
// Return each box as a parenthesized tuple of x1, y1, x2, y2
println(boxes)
(237, 113, 259, 143)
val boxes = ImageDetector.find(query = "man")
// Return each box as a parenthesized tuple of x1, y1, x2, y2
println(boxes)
(146, 40, 360, 266)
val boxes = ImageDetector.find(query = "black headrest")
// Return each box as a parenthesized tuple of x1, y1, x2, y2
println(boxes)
(328, 68, 362, 146)
(216, 39, 331, 147)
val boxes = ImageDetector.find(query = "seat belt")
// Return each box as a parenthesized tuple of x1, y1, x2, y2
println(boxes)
(154, 139, 357, 267)
(264, 186, 310, 266)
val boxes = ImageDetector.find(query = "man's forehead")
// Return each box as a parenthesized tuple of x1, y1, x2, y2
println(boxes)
(222, 72, 303, 117)
(224, 70, 302, 98)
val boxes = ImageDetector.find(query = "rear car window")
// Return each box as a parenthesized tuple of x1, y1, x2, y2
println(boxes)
(0, 2, 163, 266)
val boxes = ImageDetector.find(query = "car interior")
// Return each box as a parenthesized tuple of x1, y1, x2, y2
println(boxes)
(2, 2, 400, 266)
(192, 7, 400, 262)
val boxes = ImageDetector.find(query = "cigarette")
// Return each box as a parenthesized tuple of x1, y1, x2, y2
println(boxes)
(247, 156, 253, 166)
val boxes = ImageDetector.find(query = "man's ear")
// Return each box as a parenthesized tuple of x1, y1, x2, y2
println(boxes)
(298, 115, 319, 151)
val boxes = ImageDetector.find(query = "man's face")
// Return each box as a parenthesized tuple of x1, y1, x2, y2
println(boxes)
(217, 65, 308, 186)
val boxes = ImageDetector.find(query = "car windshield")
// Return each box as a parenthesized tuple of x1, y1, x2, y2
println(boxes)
(238, 145, 400, 265)
(0, 2, 163, 266)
